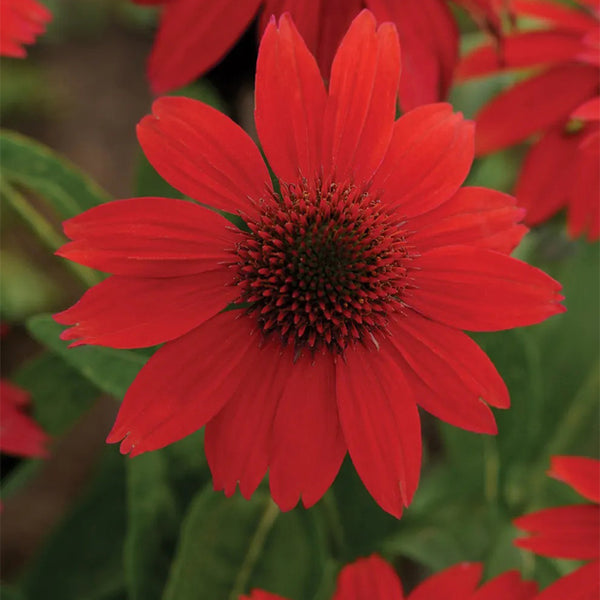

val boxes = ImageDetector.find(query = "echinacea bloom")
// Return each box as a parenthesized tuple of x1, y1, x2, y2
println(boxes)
(0, 0, 52, 58)
(241, 555, 537, 600)
(457, 0, 600, 240)
(55, 11, 564, 518)
(514, 456, 600, 600)
(0, 380, 49, 458)
(133, 0, 503, 110)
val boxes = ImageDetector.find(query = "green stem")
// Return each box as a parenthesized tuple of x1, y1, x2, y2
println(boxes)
(228, 498, 280, 600)
(1, 181, 100, 288)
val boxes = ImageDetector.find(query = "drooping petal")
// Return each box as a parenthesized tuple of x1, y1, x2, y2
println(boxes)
(474, 63, 600, 155)
(514, 504, 600, 559)
(332, 555, 404, 600)
(515, 125, 581, 226)
(147, 0, 262, 93)
(260, 0, 363, 80)
(572, 96, 600, 121)
(409, 187, 527, 254)
(0, 0, 51, 58)
(0, 380, 49, 458)
(549, 456, 600, 503)
(54, 270, 236, 349)
(471, 571, 538, 600)
(106, 312, 260, 457)
(321, 10, 401, 184)
(509, 0, 597, 33)
(57, 197, 237, 277)
(336, 339, 421, 518)
(137, 96, 270, 215)
(533, 562, 600, 600)
(389, 311, 509, 434)
(269, 352, 346, 510)
(367, 0, 458, 110)
(371, 103, 474, 217)
(408, 563, 482, 600)
(255, 13, 327, 184)
(204, 340, 293, 500)
(457, 31, 590, 80)
(407, 247, 565, 331)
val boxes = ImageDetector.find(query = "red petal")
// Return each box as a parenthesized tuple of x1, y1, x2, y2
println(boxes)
(147, 0, 262, 93)
(509, 0, 597, 32)
(321, 10, 401, 184)
(409, 187, 527, 254)
(407, 246, 565, 331)
(472, 571, 538, 600)
(255, 13, 327, 184)
(241, 592, 288, 600)
(204, 341, 293, 500)
(572, 96, 600, 121)
(332, 555, 404, 600)
(534, 562, 600, 600)
(514, 504, 600, 560)
(371, 104, 474, 217)
(457, 31, 590, 80)
(57, 197, 236, 277)
(0, 0, 51, 58)
(409, 563, 482, 600)
(389, 311, 508, 433)
(474, 63, 600, 155)
(260, 0, 363, 80)
(549, 456, 600, 503)
(54, 270, 235, 349)
(0, 380, 49, 458)
(269, 352, 346, 510)
(368, 0, 458, 109)
(137, 96, 270, 215)
(106, 312, 259, 456)
(515, 125, 581, 226)
(336, 339, 421, 518)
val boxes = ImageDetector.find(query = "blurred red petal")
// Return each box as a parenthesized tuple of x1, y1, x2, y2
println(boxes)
(408, 563, 482, 600)
(333, 555, 404, 600)
(534, 562, 600, 600)
(549, 456, 600, 503)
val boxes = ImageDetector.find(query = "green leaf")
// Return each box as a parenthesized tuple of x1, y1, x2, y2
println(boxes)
(26, 314, 146, 400)
(124, 433, 210, 600)
(0, 130, 110, 219)
(162, 488, 326, 600)
(13, 353, 99, 436)
(20, 449, 128, 600)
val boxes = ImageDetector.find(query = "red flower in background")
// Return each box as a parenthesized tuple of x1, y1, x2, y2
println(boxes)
(458, 0, 600, 240)
(133, 0, 502, 110)
(0, 380, 49, 458)
(242, 556, 537, 599)
(55, 11, 563, 518)
(0, 0, 52, 58)
(514, 456, 600, 600)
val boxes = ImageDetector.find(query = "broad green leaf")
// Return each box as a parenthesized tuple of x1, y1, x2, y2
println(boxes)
(20, 449, 127, 600)
(26, 314, 146, 400)
(163, 488, 327, 600)
(14, 353, 99, 437)
(124, 432, 210, 600)
(0, 130, 110, 219)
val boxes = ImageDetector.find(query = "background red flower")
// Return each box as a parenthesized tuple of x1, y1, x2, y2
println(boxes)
(0, 0, 51, 58)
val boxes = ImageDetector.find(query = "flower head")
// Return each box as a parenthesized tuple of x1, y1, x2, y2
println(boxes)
(134, 0, 502, 110)
(56, 11, 564, 517)
(242, 555, 537, 600)
(0, 0, 52, 58)
(458, 0, 600, 239)
(513, 456, 599, 599)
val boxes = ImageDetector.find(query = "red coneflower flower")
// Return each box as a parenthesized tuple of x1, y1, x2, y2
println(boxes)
(0, 0, 52, 58)
(55, 11, 564, 517)
(0, 380, 49, 458)
(457, 0, 600, 240)
(133, 0, 502, 110)
(514, 456, 600, 600)
(241, 556, 537, 599)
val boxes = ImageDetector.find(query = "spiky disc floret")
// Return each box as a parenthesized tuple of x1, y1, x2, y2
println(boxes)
(234, 178, 413, 354)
